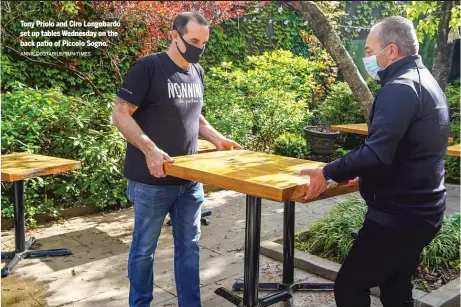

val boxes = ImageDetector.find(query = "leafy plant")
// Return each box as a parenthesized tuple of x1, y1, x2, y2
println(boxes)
(295, 196, 367, 262)
(1, 84, 128, 224)
(405, 1, 461, 43)
(204, 50, 331, 152)
(295, 196, 461, 271)
(1, 1, 251, 97)
(421, 213, 460, 269)
(445, 79, 460, 183)
(201, 2, 312, 69)
(313, 82, 366, 126)
(273, 133, 310, 159)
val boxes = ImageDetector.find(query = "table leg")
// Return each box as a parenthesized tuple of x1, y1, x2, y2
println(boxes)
(283, 201, 295, 286)
(14, 181, 26, 252)
(231, 199, 334, 304)
(2, 180, 72, 278)
(243, 195, 262, 307)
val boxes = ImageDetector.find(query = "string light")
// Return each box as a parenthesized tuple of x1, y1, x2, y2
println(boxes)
(226, 6, 373, 33)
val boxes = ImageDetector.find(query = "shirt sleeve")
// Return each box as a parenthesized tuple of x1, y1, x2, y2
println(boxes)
(323, 83, 418, 182)
(116, 60, 151, 107)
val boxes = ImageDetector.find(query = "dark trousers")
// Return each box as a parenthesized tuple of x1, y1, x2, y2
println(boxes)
(334, 219, 440, 307)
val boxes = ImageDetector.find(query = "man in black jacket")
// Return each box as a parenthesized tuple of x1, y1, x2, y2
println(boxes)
(300, 16, 449, 307)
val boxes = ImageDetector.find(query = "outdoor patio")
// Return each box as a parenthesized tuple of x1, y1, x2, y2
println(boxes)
(2, 184, 460, 307)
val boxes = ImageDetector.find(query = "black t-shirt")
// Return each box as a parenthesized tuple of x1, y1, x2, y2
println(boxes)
(116, 52, 204, 185)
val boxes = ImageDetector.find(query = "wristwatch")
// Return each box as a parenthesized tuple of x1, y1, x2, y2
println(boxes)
(322, 168, 338, 189)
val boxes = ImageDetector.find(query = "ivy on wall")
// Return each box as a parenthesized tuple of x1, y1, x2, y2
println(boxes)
(201, 3, 312, 68)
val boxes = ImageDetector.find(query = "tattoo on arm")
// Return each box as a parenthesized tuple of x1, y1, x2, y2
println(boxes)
(114, 96, 138, 115)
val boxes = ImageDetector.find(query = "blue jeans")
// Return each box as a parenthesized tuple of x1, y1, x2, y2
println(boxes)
(126, 180, 204, 307)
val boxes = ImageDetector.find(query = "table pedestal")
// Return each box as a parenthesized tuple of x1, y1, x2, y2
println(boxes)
(215, 198, 334, 307)
(1, 181, 72, 278)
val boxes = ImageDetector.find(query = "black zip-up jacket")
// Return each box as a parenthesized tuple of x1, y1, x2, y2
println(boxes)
(324, 55, 450, 228)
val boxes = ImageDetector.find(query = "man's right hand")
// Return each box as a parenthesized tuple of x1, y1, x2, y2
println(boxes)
(145, 147, 175, 178)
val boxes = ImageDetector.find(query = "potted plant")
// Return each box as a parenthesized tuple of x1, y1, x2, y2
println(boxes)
(301, 85, 340, 159)
(302, 124, 340, 156)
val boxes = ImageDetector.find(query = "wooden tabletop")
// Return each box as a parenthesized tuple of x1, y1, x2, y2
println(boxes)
(331, 123, 455, 146)
(198, 139, 217, 154)
(1, 153, 81, 182)
(447, 144, 461, 157)
(164, 150, 357, 202)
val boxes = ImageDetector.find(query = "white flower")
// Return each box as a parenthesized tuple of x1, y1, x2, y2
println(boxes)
(268, 19, 273, 24)
(284, 20, 289, 25)
(254, 8, 259, 13)
(252, 17, 256, 22)
(304, 21, 308, 26)
(278, 6, 283, 13)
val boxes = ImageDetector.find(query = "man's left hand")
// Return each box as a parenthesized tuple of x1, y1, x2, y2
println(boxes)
(299, 167, 328, 200)
(216, 137, 243, 150)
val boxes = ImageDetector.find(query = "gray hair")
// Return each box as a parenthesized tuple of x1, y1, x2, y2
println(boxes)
(371, 16, 419, 56)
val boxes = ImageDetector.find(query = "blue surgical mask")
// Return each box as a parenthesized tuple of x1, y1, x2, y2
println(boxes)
(362, 46, 391, 80)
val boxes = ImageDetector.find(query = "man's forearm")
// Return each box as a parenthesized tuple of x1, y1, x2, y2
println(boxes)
(112, 111, 157, 155)
(199, 115, 224, 145)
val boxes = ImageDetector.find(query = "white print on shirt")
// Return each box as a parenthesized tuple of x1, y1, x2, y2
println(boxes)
(167, 82, 203, 99)
(121, 87, 133, 94)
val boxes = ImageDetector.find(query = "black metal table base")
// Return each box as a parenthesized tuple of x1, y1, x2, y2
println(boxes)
(1, 180, 72, 278)
(215, 199, 334, 306)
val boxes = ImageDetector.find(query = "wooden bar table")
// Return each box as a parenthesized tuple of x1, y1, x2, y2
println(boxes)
(331, 123, 455, 144)
(198, 139, 217, 154)
(1, 153, 81, 277)
(166, 139, 218, 227)
(164, 150, 357, 307)
(447, 144, 460, 157)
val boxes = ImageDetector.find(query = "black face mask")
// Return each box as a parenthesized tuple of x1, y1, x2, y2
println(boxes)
(176, 33, 205, 64)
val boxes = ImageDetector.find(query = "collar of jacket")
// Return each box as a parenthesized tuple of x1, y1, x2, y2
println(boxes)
(377, 55, 425, 85)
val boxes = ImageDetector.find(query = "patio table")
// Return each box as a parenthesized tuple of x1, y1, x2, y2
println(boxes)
(1, 153, 81, 277)
(166, 139, 218, 226)
(332, 123, 458, 156)
(331, 123, 454, 144)
(447, 144, 460, 157)
(198, 139, 217, 154)
(164, 150, 358, 306)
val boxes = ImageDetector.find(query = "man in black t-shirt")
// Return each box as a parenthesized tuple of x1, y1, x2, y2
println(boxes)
(112, 12, 242, 307)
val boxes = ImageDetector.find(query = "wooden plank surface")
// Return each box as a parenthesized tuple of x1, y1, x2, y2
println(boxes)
(1, 153, 81, 182)
(164, 150, 357, 202)
(331, 123, 454, 143)
(331, 123, 369, 135)
(198, 139, 217, 154)
(447, 144, 461, 157)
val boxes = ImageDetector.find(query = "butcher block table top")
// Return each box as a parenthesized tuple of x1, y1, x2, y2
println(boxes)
(1, 153, 81, 182)
(198, 139, 217, 153)
(164, 150, 357, 202)
(447, 144, 461, 157)
(331, 123, 454, 143)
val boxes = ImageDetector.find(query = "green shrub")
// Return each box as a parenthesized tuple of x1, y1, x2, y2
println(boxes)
(314, 82, 366, 126)
(312, 82, 367, 150)
(366, 77, 382, 96)
(1, 84, 128, 224)
(421, 213, 460, 269)
(295, 196, 461, 271)
(204, 50, 330, 152)
(2, 1, 145, 97)
(295, 196, 366, 262)
(273, 133, 310, 159)
(445, 79, 460, 183)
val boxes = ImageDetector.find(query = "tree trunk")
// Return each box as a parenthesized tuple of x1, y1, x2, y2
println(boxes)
(286, 1, 374, 125)
(432, 1, 455, 91)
